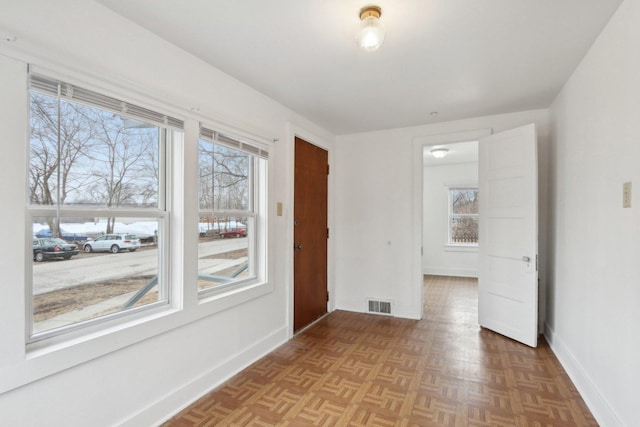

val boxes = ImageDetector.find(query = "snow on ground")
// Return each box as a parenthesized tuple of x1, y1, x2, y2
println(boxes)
(198, 220, 244, 234)
(34, 219, 245, 239)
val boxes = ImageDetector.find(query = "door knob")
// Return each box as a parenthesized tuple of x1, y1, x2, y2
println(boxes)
(522, 256, 530, 262)
(294, 244, 303, 251)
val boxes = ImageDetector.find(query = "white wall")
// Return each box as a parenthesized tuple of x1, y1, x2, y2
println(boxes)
(4, 0, 633, 425)
(0, 1, 334, 426)
(423, 162, 479, 277)
(334, 109, 549, 321)
(546, 0, 639, 425)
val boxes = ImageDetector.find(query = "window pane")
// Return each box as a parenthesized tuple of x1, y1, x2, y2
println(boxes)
(29, 92, 161, 208)
(32, 217, 163, 334)
(451, 188, 479, 215)
(198, 215, 250, 291)
(449, 188, 479, 245)
(450, 216, 479, 244)
(198, 140, 250, 211)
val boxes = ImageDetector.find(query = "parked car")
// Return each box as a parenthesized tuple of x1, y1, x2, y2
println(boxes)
(35, 228, 89, 242)
(219, 228, 247, 238)
(33, 238, 79, 262)
(83, 233, 141, 253)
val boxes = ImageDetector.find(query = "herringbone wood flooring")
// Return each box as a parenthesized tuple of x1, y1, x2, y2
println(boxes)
(163, 276, 597, 426)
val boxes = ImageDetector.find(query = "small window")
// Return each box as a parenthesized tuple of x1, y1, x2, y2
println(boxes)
(449, 187, 479, 246)
(197, 127, 267, 294)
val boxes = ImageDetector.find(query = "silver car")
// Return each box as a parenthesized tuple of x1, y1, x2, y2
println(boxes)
(83, 233, 141, 253)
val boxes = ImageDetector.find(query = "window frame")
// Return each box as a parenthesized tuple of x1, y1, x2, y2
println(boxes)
(196, 127, 268, 297)
(25, 74, 182, 343)
(447, 186, 479, 247)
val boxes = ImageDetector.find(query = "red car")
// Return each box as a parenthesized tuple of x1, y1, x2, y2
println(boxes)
(219, 228, 247, 238)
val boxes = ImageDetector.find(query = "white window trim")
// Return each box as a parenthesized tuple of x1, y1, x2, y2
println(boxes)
(443, 244, 478, 252)
(196, 126, 269, 299)
(26, 77, 178, 343)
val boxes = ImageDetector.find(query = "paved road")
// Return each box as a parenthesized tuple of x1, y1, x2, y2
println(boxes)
(33, 239, 246, 295)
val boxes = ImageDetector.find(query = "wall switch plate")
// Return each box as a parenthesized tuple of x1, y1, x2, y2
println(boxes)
(623, 182, 632, 208)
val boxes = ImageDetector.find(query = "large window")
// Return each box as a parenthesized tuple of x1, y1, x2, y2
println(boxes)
(27, 74, 183, 340)
(197, 127, 268, 293)
(449, 187, 479, 245)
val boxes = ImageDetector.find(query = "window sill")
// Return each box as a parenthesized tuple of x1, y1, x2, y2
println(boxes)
(198, 279, 272, 312)
(444, 244, 478, 253)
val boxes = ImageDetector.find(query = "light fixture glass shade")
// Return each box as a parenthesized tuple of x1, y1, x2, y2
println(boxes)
(430, 148, 449, 159)
(357, 7, 385, 51)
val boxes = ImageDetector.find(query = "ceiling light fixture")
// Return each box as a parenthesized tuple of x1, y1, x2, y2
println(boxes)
(430, 148, 449, 159)
(356, 5, 385, 52)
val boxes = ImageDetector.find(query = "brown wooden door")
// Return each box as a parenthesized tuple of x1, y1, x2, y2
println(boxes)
(294, 137, 328, 332)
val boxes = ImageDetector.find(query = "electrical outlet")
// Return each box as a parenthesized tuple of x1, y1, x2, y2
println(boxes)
(623, 182, 632, 208)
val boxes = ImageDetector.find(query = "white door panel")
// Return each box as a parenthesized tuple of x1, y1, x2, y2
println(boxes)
(487, 177, 524, 209)
(479, 123, 538, 347)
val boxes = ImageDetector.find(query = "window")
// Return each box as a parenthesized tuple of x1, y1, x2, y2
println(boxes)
(449, 187, 479, 245)
(197, 127, 268, 293)
(27, 74, 183, 340)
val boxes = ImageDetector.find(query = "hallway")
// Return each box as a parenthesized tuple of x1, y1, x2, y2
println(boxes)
(164, 276, 596, 426)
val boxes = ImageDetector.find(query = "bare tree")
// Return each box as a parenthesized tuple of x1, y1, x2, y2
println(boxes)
(29, 93, 95, 236)
(214, 146, 248, 210)
(85, 114, 159, 233)
(29, 92, 160, 236)
(198, 142, 249, 233)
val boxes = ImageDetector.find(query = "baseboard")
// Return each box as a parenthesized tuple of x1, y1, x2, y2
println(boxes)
(544, 322, 623, 427)
(118, 325, 289, 427)
(333, 297, 363, 315)
(422, 267, 477, 278)
(392, 302, 422, 320)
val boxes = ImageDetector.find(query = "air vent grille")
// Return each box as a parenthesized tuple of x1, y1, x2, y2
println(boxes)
(367, 299, 392, 315)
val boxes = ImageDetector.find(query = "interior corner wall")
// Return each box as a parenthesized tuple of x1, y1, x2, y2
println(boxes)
(546, 1, 639, 426)
(423, 162, 479, 277)
(0, 1, 334, 426)
(333, 109, 549, 322)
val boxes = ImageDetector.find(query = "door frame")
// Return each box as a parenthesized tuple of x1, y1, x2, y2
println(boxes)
(286, 124, 334, 338)
(411, 128, 492, 319)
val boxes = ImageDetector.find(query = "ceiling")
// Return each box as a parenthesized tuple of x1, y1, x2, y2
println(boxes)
(96, 0, 622, 135)
(423, 141, 477, 167)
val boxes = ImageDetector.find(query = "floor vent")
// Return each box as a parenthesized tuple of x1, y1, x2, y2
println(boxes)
(367, 299, 392, 315)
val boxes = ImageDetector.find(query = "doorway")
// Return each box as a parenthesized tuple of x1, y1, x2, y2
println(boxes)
(422, 140, 479, 280)
(416, 125, 539, 347)
(293, 137, 328, 332)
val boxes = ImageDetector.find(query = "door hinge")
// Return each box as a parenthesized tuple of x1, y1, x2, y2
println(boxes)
(327, 164, 330, 175)
(327, 291, 330, 302)
(327, 228, 330, 239)
(536, 255, 538, 272)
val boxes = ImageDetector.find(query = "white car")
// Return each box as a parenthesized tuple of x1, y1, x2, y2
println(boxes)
(83, 233, 141, 253)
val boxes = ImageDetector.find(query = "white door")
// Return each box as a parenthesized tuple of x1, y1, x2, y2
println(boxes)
(478, 124, 538, 347)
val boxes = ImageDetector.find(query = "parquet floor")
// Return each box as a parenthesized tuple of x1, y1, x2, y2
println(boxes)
(163, 276, 597, 426)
